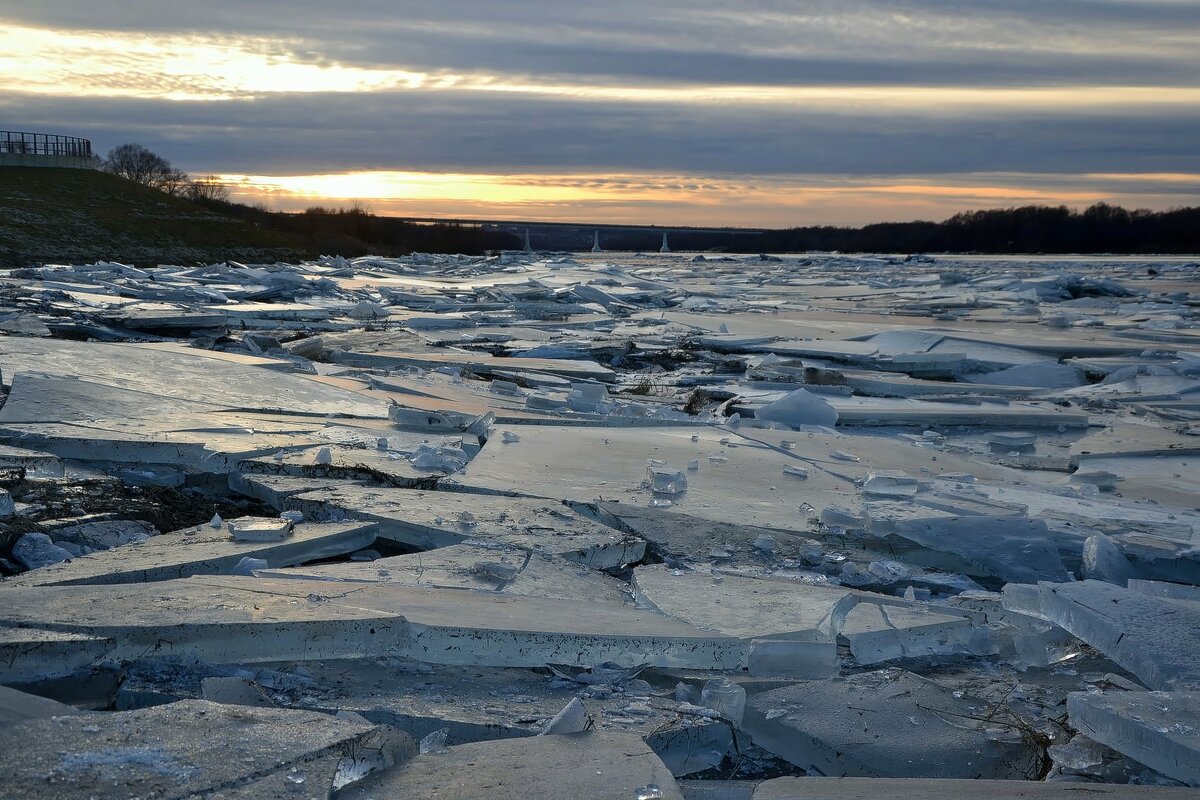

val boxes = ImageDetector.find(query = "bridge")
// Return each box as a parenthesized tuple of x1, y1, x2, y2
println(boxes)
(1, 131, 101, 170)
(393, 216, 766, 252)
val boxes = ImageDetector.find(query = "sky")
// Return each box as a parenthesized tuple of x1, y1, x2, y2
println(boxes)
(2, 1, 1199, 227)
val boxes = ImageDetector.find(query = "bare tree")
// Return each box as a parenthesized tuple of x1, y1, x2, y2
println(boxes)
(184, 175, 231, 203)
(159, 168, 191, 198)
(104, 143, 189, 195)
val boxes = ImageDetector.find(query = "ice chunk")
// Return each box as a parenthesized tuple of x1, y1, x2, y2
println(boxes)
(419, 727, 449, 754)
(862, 470, 919, 498)
(647, 465, 688, 496)
(50, 519, 158, 550)
(348, 300, 389, 320)
(490, 379, 527, 397)
(755, 389, 838, 428)
(0, 488, 16, 517)
(820, 506, 865, 529)
(11, 532, 73, 570)
(227, 516, 294, 542)
(1081, 534, 1140, 585)
(965, 361, 1085, 389)
(987, 431, 1037, 449)
(231, 556, 269, 576)
(540, 697, 592, 735)
(389, 406, 481, 432)
(700, 677, 746, 725)
(200, 676, 275, 707)
(840, 602, 974, 664)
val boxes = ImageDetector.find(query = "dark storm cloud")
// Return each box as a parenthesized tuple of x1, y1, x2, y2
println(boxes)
(4, 0, 1198, 88)
(5, 90, 1198, 178)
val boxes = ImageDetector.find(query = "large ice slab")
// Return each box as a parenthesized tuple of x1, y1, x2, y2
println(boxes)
(0, 699, 402, 799)
(257, 542, 631, 605)
(2, 520, 379, 587)
(1068, 690, 1200, 787)
(743, 669, 1040, 779)
(0, 337, 390, 418)
(839, 602, 974, 665)
(339, 731, 683, 800)
(0, 627, 114, 683)
(449, 424, 1018, 535)
(330, 346, 617, 382)
(633, 565, 855, 677)
(228, 473, 369, 508)
(865, 502, 1073, 584)
(1016, 580, 1200, 690)
(285, 486, 645, 568)
(0, 575, 739, 669)
(592, 502, 811, 563)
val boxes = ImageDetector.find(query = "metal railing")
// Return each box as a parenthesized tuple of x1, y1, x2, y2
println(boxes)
(1, 130, 93, 159)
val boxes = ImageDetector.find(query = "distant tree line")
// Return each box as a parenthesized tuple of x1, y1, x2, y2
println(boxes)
(506, 204, 1200, 254)
(693, 203, 1200, 254)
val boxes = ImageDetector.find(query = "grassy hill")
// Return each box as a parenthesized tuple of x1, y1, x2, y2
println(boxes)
(0, 167, 519, 266)
(0, 167, 304, 267)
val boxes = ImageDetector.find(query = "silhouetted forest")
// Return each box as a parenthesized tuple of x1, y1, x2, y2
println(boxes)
(750, 204, 1200, 254)
(197, 197, 1199, 255)
(508, 204, 1200, 254)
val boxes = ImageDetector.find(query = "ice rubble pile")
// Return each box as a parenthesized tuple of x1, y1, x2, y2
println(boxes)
(0, 251, 1199, 796)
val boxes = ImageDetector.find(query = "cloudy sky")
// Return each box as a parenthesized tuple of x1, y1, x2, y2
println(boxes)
(3, 1, 1199, 226)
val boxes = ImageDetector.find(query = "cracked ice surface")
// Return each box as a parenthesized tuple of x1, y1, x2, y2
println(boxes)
(1, 252, 1200, 795)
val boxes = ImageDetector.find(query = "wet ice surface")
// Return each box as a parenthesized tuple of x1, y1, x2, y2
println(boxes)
(1, 251, 1199, 796)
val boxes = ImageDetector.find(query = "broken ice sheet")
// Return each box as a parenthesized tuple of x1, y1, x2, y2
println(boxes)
(255, 542, 631, 605)
(281, 485, 645, 568)
(0, 575, 741, 669)
(3, 252, 1200, 797)
(117, 657, 731, 776)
